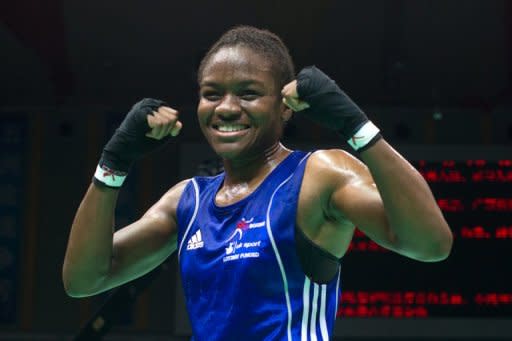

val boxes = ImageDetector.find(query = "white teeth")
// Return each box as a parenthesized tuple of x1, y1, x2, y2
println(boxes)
(216, 124, 248, 132)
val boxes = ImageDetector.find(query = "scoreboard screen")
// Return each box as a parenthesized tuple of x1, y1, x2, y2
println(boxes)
(334, 146, 512, 339)
(339, 158, 512, 318)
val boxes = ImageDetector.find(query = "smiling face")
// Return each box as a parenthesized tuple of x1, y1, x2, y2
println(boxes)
(197, 45, 291, 161)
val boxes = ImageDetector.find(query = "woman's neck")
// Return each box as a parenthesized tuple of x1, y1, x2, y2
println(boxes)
(221, 142, 291, 187)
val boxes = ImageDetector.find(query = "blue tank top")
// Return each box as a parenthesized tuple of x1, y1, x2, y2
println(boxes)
(176, 150, 341, 341)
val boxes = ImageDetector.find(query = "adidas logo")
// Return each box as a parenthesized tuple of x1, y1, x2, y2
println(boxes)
(186, 230, 204, 250)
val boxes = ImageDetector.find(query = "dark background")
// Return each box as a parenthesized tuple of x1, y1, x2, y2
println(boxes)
(0, 0, 511, 340)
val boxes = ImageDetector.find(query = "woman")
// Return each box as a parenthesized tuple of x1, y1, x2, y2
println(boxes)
(63, 26, 452, 340)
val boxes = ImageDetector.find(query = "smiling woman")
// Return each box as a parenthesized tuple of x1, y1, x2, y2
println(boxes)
(197, 44, 291, 161)
(63, 25, 452, 341)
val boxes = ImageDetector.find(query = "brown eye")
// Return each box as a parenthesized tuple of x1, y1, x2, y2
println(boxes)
(240, 90, 260, 101)
(202, 91, 221, 101)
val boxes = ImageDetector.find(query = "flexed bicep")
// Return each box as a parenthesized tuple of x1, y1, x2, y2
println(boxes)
(330, 170, 398, 252)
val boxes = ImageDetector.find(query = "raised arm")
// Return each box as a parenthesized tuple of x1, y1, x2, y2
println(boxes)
(62, 99, 183, 297)
(283, 66, 453, 261)
(361, 140, 452, 260)
(328, 143, 452, 261)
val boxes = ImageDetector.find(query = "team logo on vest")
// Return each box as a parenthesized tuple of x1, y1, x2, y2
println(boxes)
(223, 217, 265, 262)
(186, 229, 204, 250)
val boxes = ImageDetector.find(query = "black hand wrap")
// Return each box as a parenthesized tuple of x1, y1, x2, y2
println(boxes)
(296, 66, 382, 150)
(100, 98, 170, 172)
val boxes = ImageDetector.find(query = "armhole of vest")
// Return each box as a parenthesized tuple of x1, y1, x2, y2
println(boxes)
(295, 225, 341, 284)
(176, 178, 196, 230)
(292, 152, 341, 284)
(177, 178, 200, 259)
(296, 224, 340, 262)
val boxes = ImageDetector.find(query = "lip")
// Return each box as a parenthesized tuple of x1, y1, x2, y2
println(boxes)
(210, 126, 251, 139)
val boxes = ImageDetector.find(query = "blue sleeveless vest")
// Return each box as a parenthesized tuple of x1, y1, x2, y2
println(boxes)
(176, 151, 341, 341)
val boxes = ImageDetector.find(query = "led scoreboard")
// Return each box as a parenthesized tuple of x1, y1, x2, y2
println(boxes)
(328, 146, 512, 340)
(333, 146, 512, 339)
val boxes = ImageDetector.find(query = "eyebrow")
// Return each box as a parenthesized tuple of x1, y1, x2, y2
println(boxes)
(200, 80, 265, 88)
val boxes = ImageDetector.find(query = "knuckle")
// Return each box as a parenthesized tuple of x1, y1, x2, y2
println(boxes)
(162, 106, 178, 114)
(166, 116, 176, 124)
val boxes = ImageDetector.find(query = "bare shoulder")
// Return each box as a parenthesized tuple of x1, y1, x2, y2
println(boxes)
(300, 149, 375, 224)
(305, 149, 372, 189)
(162, 178, 191, 204)
(299, 149, 366, 217)
(297, 149, 366, 257)
(143, 178, 191, 223)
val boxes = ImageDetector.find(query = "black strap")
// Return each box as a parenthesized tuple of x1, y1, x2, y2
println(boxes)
(295, 226, 340, 284)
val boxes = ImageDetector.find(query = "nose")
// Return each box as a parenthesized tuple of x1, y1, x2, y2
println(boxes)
(215, 94, 241, 119)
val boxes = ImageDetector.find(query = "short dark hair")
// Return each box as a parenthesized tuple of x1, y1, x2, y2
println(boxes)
(198, 26, 295, 91)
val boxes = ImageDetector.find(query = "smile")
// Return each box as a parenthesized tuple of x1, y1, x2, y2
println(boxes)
(213, 123, 250, 132)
